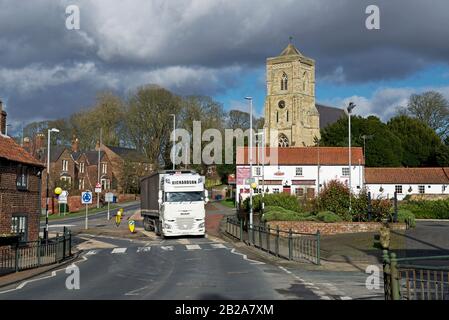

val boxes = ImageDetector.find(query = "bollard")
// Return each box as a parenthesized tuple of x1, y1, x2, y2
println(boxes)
(390, 252, 401, 300)
(276, 226, 280, 257)
(288, 229, 293, 260)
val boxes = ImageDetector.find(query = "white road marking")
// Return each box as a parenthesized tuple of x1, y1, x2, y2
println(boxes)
(125, 285, 151, 296)
(85, 250, 99, 256)
(210, 243, 226, 249)
(185, 244, 201, 250)
(0, 255, 89, 295)
(160, 246, 174, 251)
(137, 247, 151, 253)
(340, 296, 353, 300)
(278, 266, 292, 274)
(320, 296, 332, 300)
(111, 248, 127, 254)
(47, 224, 75, 228)
(230, 248, 265, 265)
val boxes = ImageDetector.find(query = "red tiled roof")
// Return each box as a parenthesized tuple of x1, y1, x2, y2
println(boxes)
(236, 147, 365, 165)
(0, 135, 45, 167)
(365, 167, 449, 184)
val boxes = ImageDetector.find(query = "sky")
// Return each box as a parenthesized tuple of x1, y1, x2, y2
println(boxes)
(1, 0, 449, 135)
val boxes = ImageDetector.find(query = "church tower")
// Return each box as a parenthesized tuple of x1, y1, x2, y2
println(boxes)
(264, 42, 320, 147)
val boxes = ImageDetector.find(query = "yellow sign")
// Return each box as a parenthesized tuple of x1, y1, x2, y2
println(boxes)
(54, 187, 62, 195)
(250, 182, 257, 189)
(128, 220, 135, 233)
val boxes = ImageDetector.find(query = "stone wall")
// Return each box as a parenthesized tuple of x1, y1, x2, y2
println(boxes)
(267, 221, 406, 235)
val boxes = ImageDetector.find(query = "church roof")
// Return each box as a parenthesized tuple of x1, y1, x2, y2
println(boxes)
(316, 104, 346, 129)
(279, 43, 302, 56)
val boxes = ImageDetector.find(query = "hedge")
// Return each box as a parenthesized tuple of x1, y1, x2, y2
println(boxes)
(262, 206, 316, 222)
(243, 193, 302, 213)
(399, 199, 449, 219)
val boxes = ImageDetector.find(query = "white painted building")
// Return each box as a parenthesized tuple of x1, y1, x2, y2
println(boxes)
(236, 147, 365, 202)
(365, 167, 449, 200)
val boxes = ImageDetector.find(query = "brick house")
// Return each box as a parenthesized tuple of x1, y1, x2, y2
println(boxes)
(99, 143, 152, 193)
(80, 150, 114, 192)
(0, 102, 44, 242)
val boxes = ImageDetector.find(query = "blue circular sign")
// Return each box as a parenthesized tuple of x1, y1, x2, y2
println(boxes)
(82, 192, 92, 202)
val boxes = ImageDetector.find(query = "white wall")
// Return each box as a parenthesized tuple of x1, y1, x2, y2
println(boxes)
(366, 184, 449, 200)
(236, 164, 364, 202)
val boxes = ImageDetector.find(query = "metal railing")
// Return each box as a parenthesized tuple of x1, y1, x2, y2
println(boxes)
(226, 217, 320, 265)
(0, 230, 72, 276)
(383, 250, 449, 300)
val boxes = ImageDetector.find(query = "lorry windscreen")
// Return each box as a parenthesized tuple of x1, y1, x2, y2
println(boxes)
(165, 192, 204, 202)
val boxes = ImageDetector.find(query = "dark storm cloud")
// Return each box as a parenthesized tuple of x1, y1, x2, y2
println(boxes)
(1, 0, 449, 128)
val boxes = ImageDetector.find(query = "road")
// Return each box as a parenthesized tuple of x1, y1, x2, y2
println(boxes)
(0, 235, 323, 300)
(0, 201, 382, 300)
(40, 202, 140, 233)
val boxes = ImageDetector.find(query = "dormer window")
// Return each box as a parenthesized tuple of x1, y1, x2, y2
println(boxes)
(281, 73, 288, 90)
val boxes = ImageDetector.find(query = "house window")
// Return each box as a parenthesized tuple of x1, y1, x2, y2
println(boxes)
(276, 111, 279, 123)
(342, 167, 350, 177)
(395, 185, 403, 194)
(272, 188, 280, 194)
(295, 167, 303, 176)
(11, 215, 27, 242)
(79, 162, 85, 173)
(286, 110, 289, 122)
(62, 160, 69, 172)
(16, 165, 28, 190)
(418, 185, 425, 194)
(295, 188, 304, 197)
(101, 178, 111, 191)
(79, 178, 85, 190)
(254, 167, 261, 176)
(102, 163, 108, 174)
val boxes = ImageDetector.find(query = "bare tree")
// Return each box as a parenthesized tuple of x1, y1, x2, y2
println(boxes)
(405, 91, 449, 139)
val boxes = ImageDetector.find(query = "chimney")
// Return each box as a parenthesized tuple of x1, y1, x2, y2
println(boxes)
(72, 136, 80, 153)
(0, 100, 7, 135)
(23, 137, 31, 153)
(34, 133, 45, 152)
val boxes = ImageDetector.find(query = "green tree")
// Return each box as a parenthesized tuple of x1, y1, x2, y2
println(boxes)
(387, 115, 444, 167)
(320, 115, 403, 167)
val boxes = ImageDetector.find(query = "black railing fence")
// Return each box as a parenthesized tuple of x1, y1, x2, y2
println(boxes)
(0, 230, 72, 276)
(226, 217, 320, 265)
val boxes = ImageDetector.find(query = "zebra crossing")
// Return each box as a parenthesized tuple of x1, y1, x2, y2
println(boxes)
(83, 242, 230, 256)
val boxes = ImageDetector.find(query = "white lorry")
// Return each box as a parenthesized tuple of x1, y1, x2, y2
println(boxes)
(140, 170, 208, 237)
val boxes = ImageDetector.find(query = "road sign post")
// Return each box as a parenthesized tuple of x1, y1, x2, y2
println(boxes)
(81, 191, 93, 229)
(105, 192, 114, 220)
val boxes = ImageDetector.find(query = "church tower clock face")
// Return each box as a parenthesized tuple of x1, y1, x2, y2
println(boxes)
(278, 100, 285, 109)
(263, 42, 321, 147)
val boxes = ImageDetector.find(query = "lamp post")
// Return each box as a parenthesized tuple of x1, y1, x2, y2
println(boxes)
(255, 131, 265, 216)
(97, 128, 102, 209)
(45, 128, 59, 240)
(170, 114, 176, 170)
(347, 102, 356, 213)
(245, 97, 254, 229)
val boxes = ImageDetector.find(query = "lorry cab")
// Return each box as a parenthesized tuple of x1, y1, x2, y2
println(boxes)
(139, 170, 209, 237)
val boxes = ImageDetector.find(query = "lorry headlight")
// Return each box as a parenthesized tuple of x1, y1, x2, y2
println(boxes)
(164, 223, 172, 229)
(199, 222, 205, 228)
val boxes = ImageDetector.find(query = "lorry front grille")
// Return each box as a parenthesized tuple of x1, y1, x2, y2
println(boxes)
(176, 218, 195, 230)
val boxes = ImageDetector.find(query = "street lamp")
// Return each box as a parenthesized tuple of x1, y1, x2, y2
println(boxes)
(170, 114, 176, 170)
(255, 131, 265, 216)
(244, 97, 254, 229)
(45, 128, 59, 240)
(346, 102, 356, 213)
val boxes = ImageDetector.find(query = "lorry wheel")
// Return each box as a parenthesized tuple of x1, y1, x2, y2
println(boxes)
(154, 219, 161, 236)
(143, 217, 152, 231)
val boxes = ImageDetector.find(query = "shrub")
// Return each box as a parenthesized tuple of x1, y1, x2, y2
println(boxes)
(370, 199, 393, 222)
(316, 211, 343, 223)
(243, 193, 302, 213)
(317, 180, 352, 221)
(395, 209, 416, 228)
(263, 206, 316, 222)
(399, 199, 449, 219)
